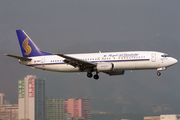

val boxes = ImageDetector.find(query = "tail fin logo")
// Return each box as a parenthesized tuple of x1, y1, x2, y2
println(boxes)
(22, 38, 32, 55)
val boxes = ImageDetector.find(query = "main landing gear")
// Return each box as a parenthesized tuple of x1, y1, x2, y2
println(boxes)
(87, 72, 93, 78)
(157, 71, 161, 76)
(87, 72, 99, 80)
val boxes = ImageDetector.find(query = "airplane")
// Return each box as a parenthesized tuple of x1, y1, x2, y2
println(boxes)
(5, 30, 178, 80)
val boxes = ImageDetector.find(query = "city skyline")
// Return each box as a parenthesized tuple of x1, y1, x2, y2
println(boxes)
(0, 75, 91, 120)
(1, 0, 180, 115)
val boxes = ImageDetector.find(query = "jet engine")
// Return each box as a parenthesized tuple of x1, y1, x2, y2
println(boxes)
(96, 63, 114, 72)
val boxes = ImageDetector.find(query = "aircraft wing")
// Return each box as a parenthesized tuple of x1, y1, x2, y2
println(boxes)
(5, 54, 32, 61)
(55, 53, 96, 70)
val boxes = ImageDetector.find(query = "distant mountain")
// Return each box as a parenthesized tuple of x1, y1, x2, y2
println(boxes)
(91, 113, 146, 120)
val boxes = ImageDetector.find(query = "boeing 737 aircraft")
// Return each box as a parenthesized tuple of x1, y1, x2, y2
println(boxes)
(5, 30, 178, 79)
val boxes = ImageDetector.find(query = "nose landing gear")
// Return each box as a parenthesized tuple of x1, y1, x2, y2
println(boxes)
(157, 71, 161, 76)
(156, 67, 166, 76)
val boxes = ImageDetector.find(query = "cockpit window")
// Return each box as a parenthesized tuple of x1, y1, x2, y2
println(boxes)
(161, 54, 170, 57)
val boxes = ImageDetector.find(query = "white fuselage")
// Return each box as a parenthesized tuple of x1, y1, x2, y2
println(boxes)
(23, 51, 177, 72)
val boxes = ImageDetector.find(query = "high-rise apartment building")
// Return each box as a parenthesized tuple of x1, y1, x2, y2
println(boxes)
(64, 98, 90, 120)
(18, 75, 46, 120)
(0, 93, 4, 105)
(46, 97, 64, 120)
(64, 113, 72, 120)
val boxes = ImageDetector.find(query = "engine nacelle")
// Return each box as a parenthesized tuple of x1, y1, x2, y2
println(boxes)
(96, 63, 114, 72)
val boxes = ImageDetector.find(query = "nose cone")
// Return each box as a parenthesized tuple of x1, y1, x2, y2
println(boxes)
(171, 58, 178, 65)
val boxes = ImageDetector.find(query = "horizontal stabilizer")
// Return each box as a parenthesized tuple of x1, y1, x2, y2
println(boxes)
(5, 54, 32, 61)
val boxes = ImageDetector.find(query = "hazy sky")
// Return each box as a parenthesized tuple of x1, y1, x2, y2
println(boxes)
(1, 0, 180, 114)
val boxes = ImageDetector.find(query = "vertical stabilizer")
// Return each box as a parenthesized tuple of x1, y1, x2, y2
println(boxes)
(16, 30, 53, 57)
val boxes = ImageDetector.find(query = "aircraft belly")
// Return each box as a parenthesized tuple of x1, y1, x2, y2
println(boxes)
(114, 61, 158, 70)
(114, 62, 136, 70)
(45, 64, 79, 72)
(61, 65, 79, 72)
(44, 64, 61, 71)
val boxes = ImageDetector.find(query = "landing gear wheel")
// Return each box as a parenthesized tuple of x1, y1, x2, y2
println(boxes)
(87, 72, 93, 78)
(93, 74, 99, 80)
(157, 71, 161, 76)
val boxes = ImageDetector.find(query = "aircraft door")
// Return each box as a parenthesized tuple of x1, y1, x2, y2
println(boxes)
(151, 53, 156, 62)
(41, 58, 45, 67)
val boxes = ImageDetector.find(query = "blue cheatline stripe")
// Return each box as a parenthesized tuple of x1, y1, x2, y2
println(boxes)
(27, 62, 65, 66)
(27, 59, 150, 67)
